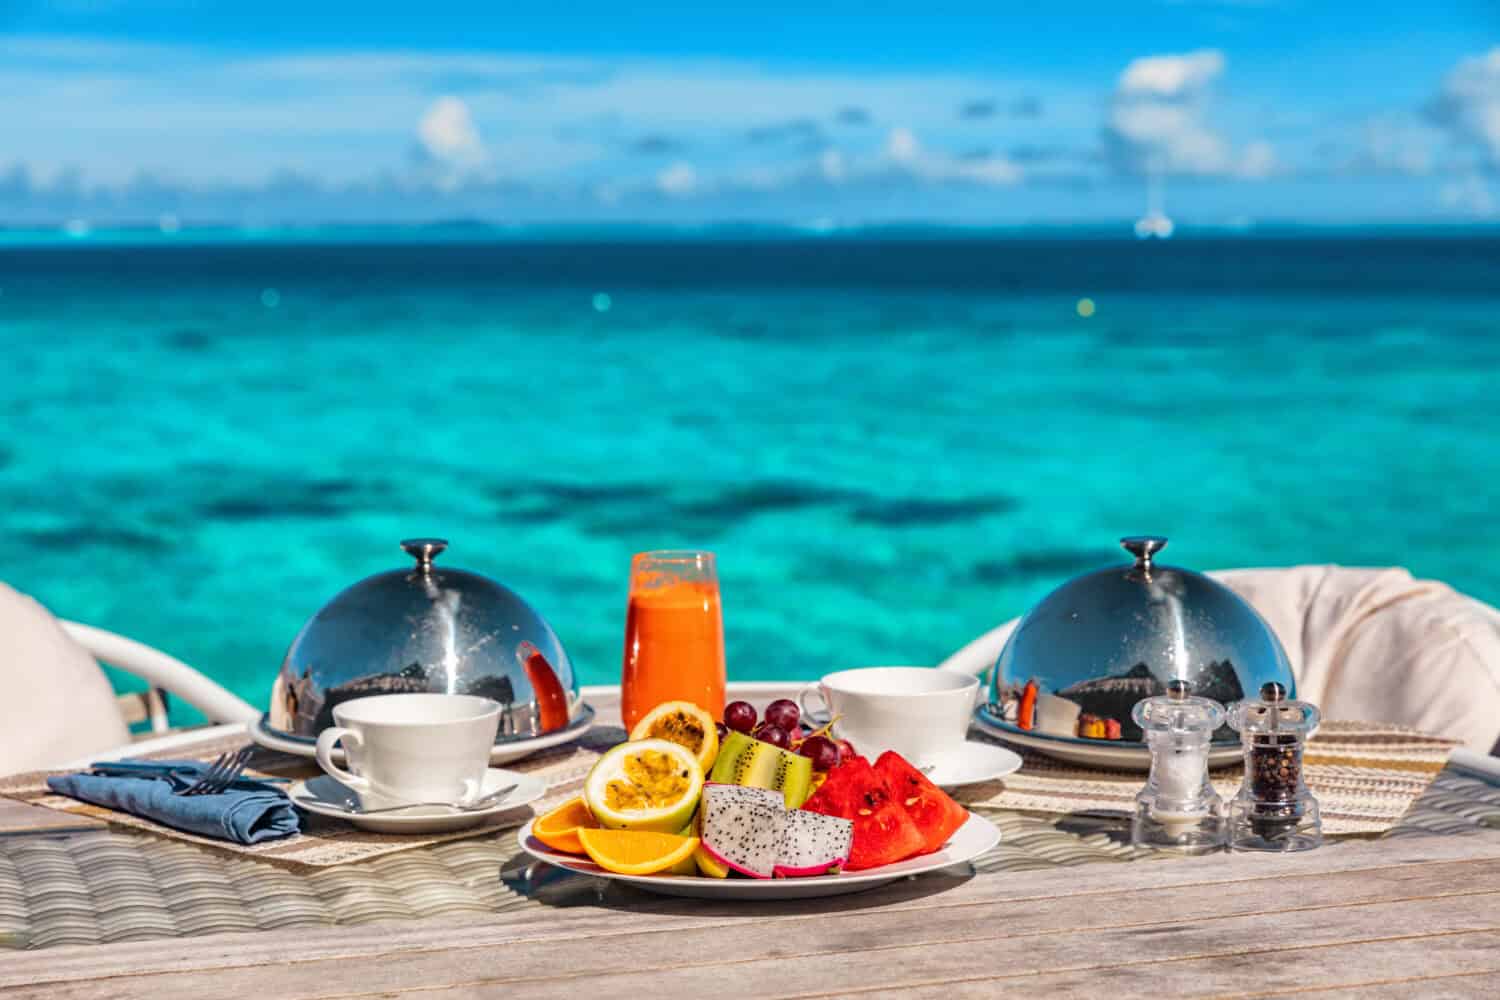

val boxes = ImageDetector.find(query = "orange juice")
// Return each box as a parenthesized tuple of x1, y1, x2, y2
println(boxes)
(621, 556, 726, 730)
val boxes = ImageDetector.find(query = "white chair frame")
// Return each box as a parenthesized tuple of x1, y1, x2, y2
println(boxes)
(59, 621, 260, 734)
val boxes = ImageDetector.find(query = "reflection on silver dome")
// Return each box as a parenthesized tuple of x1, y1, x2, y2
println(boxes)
(988, 536, 1294, 745)
(268, 539, 579, 743)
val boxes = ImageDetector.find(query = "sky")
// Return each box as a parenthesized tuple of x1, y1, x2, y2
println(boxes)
(3, 1, 1500, 226)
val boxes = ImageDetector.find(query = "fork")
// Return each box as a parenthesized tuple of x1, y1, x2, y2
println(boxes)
(177, 746, 257, 796)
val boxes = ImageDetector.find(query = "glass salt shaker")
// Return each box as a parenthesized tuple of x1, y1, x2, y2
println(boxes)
(1132, 679, 1226, 853)
(1227, 682, 1322, 852)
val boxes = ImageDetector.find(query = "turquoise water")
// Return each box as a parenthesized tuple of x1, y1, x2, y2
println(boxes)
(2, 231, 1498, 724)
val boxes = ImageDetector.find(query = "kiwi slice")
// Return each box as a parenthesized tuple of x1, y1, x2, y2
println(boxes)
(709, 730, 813, 808)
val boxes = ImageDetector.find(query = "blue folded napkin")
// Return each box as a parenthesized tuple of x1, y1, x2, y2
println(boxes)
(47, 760, 301, 845)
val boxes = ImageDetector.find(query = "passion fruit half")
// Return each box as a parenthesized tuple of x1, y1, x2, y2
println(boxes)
(629, 700, 720, 773)
(583, 738, 704, 833)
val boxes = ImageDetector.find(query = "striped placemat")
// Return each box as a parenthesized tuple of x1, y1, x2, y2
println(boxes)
(0, 725, 629, 870)
(957, 720, 1460, 836)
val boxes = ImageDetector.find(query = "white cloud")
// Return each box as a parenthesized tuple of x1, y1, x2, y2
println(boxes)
(1104, 49, 1274, 179)
(1117, 50, 1225, 100)
(1105, 49, 1230, 175)
(884, 127, 920, 163)
(656, 161, 698, 196)
(875, 126, 1020, 187)
(948, 157, 1024, 186)
(417, 96, 485, 167)
(1428, 47, 1500, 165)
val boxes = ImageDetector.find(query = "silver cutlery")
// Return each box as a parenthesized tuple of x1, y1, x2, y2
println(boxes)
(336, 784, 519, 815)
(90, 760, 290, 784)
(177, 746, 257, 796)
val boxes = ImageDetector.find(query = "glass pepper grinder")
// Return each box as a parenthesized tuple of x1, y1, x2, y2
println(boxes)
(1132, 679, 1226, 853)
(1227, 682, 1322, 852)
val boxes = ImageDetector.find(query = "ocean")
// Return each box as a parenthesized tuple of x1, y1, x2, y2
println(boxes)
(3, 228, 1498, 725)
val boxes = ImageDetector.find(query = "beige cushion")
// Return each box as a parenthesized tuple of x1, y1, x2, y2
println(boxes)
(0, 582, 131, 776)
(1216, 566, 1500, 754)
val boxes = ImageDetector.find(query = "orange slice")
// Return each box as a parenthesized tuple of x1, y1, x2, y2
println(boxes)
(576, 828, 699, 876)
(532, 796, 599, 855)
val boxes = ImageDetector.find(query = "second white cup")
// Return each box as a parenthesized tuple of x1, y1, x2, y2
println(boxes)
(799, 666, 979, 767)
(314, 693, 501, 804)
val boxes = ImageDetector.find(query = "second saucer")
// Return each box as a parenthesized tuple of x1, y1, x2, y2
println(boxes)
(289, 767, 545, 834)
(920, 740, 1023, 788)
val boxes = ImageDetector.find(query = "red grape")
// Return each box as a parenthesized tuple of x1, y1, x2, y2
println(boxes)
(763, 699, 800, 732)
(714, 721, 729, 741)
(798, 735, 840, 771)
(723, 701, 757, 733)
(754, 724, 790, 749)
(835, 738, 857, 760)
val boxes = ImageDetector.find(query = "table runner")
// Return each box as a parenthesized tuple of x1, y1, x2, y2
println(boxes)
(0, 720, 1455, 868)
(6, 767, 1499, 953)
(958, 720, 1460, 836)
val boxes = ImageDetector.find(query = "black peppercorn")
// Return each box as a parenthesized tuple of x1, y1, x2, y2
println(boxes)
(1248, 734, 1304, 836)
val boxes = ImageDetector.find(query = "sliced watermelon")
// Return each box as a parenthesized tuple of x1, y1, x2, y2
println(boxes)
(874, 751, 969, 854)
(801, 755, 925, 871)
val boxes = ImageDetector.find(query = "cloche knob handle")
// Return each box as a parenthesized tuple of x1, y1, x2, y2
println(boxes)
(1120, 535, 1168, 573)
(400, 538, 448, 575)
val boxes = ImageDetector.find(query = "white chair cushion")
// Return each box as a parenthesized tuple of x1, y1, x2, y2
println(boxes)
(0, 582, 131, 776)
(939, 565, 1500, 753)
(1216, 566, 1500, 754)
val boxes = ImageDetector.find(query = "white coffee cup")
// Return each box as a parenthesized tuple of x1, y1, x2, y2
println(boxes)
(799, 666, 980, 766)
(314, 693, 501, 804)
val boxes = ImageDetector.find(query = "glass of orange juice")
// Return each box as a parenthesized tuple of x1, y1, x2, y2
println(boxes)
(620, 550, 726, 730)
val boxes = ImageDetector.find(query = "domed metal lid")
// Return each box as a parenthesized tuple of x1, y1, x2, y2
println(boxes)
(987, 536, 1294, 745)
(267, 539, 582, 743)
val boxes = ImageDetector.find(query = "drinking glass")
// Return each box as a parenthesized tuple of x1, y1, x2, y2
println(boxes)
(620, 550, 726, 730)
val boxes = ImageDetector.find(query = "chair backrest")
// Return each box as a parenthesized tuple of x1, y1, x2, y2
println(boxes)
(0, 583, 132, 776)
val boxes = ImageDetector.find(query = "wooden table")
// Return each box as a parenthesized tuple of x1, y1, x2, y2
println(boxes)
(4, 685, 1500, 998)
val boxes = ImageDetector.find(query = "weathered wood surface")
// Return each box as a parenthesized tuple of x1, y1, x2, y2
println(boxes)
(0, 797, 103, 837)
(5, 830, 1499, 999)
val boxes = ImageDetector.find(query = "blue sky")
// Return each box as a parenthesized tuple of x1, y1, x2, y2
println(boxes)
(3, 1, 1499, 225)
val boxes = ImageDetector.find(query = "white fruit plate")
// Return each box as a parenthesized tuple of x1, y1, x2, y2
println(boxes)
(516, 811, 1001, 900)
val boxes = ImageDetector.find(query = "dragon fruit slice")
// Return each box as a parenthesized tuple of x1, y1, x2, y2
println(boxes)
(697, 783, 786, 879)
(774, 809, 854, 877)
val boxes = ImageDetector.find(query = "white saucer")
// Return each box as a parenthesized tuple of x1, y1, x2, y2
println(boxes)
(517, 811, 1000, 900)
(289, 767, 545, 834)
(919, 741, 1023, 787)
(251, 704, 595, 767)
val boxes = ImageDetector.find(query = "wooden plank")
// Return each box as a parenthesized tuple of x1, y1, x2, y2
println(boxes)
(0, 797, 104, 836)
(37, 893, 1497, 1000)
(1256, 971, 1500, 999)
(12, 854, 1500, 998)
(836, 936, 1500, 999)
(7, 832, 1500, 989)
(284, 901, 1500, 1000)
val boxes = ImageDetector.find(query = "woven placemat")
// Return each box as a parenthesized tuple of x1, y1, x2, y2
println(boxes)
(0, 726, 628, 870)
(957, 720, 1459, 835)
